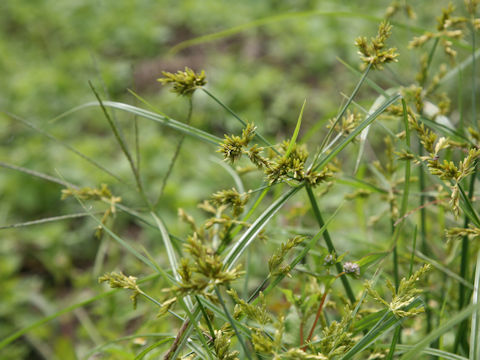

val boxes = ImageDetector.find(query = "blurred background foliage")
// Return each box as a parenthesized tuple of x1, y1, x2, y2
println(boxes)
(0, 0, 465, 358)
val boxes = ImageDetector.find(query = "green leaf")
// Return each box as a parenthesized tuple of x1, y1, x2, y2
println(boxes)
(51, 101, 222, 145)
(285, 99, 306, 158)
(224, 186, 301, 270)
(313, 94, 401, 172)
(169, 11, 430, 55)
(356, 252, 389, 268)
(470, 251, 480, 360)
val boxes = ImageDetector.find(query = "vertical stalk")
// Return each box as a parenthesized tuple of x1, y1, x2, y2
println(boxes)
(455, 18, 479, 353)
(318, 63, 372, 153)
(201, 88, 277, 152)
(389, 99, 411, 357)
(305, 184, 356, 304)
(90, 82, 152, 209)
(155, 97, 194, 207)
(214, 286, 252, 360)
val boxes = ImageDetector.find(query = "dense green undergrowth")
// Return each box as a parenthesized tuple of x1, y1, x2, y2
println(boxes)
(2, 1, 480, 359)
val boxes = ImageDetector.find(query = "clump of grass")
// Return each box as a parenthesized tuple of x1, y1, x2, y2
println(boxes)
(2, 2, 480, 360)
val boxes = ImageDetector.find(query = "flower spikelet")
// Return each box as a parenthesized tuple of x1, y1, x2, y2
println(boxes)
(158, 67, 206, 96)
(99, 272, 141, 309)
(218, 123, 257, 163)
(355, 21, 399, 69)
(365, 264, 431, 318)
(214, 330, 240, 360)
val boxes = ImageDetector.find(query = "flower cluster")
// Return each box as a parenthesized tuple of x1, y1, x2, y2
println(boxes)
(355, 21, 399, 69)
(365, 264, 431, 318)
(99, 272, 142, 308)
(409, 3, 469, 61)
(62, 183, 121, 239)
(158, 67, 206, 96)
(172, 233, 244, 298)
(211, 188, 250, 217)
(268, 236, 306, 276)
(218, 123, 333, 187)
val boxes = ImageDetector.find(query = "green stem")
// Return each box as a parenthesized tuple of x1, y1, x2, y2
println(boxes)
(425, 39, 440, 79)
(305, 184, 355, 304)
(455, 168, 478, 353)
(388, 98, 412, 350)
(89, 82, 152, 209)
(417, 39, 438, 342)
(201, 88, 277, 152)
(247, 277, 270, 303)
(455, 21, 478, 352)
(386, 327, 402, 360)
(155, 97, 194, 207)
(318, 63, 372, 153)
(195, 295, 216, 341)
(214, 286, 252, 360)
(472, 19, 477, 132)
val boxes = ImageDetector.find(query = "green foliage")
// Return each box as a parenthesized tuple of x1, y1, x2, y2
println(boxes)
(3, 1, 480, 359)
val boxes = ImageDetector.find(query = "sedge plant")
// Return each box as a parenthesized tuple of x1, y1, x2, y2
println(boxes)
(2, 2, 480, 360)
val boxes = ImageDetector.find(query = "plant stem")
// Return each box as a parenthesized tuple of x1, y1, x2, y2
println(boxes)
(155, 97, 194, 207)
(89, 82, 152, 209)
(163, 319, 191, 360)
(214, 286, 252, 360)
(318, 63, 372, 153)
(201, 88, 276, 152)
(304, 288, 329, 348)
(305, 184, 356, 304)
(455, 168, 478, 353)
(386, 327, 401, 360)
(196, 295, 216, 341)
(455, 20, 478, 353)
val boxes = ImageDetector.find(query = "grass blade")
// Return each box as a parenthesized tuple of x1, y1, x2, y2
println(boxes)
(0, 161, 77, 189)
(414, 250, 473, 290)
(1, 111, 127, 185)
(168, 11, 429, 55)
(0, 212, 94, 230)
(318, 63, 372, 155)
(214, 286, 252, 360)
(166, 307, 202, 360)
(336, 57, 389, 97)
(285, 99, 306, 158)
(224, 185, 301, 270)
(305, 184, 356, 303)
(313, 93, 401, 172)
(471, 251, 480, 360)
(134, 338, 174, 360)
(341, 298, 424, 360)
(51, 101, 222, 145)
(440, 47, 480, 85)
(399, 302, 480, 360)
(176, 298, 215, 360)
(0, 274, 161, 351)
(150, 213, 186, 292)
(383, 345, 469, 360)
(336, 176, 388, 194)
(258, 201, 343, 300)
